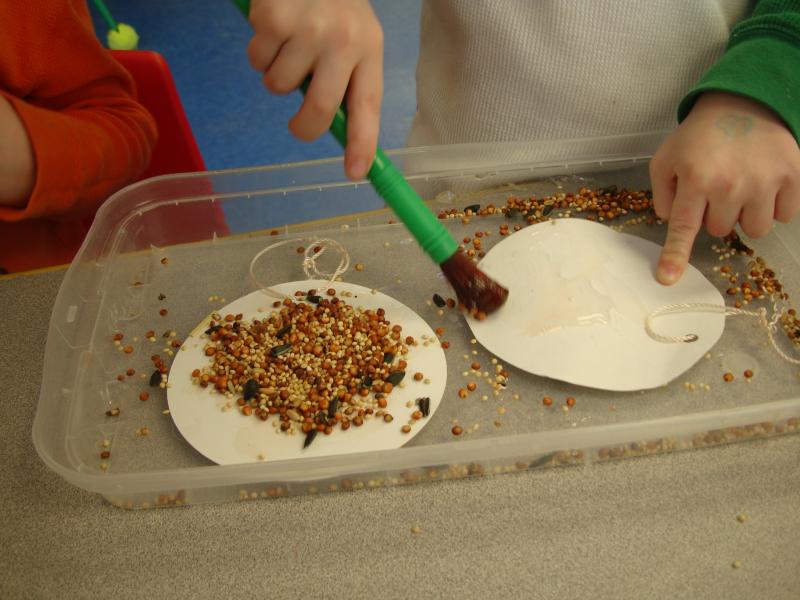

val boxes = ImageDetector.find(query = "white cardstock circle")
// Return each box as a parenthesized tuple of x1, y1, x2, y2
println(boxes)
(468, 219, 725, 391)
(168, 281, 447, 465)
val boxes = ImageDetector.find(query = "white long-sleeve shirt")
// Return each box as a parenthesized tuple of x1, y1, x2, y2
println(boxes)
(408, 0, 751, 149)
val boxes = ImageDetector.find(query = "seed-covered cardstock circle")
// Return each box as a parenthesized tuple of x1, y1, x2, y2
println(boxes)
(468, 219, 725, 391)
(168, 281, 447, 465)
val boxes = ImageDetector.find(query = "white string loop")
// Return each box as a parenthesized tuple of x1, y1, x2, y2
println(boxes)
(249, 237, 350, 300)
(645, 300, 800, 365)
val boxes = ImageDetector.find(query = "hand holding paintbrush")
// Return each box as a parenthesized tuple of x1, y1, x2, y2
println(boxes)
(232, 0, 508, 316)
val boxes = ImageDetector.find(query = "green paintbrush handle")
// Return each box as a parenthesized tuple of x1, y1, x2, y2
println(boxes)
(231, 0, 459, 264)
(92, 0, 119, 30)
(324, 96, 459, 263)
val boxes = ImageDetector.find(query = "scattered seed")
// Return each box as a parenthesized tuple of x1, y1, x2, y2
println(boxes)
(270, 344, 292, 358)
(401, 425, 412, 434)
(354, 263, 365, 271)
(383, 414, 394, 423)
(158, 293, 167, 301)
(149, 369, 162, 387)
(441, 341, 450, 349)
(105, 407, 120, 417)
(467, 382, 477, 391)
(326, 288, 336, 296)
(160, 257, 168, 265)
(123, 345, 134, 354)
(743, 369, 754, 379)
(100, 450, 111, 459)
(723, 372, 734, 382)
(736, 513, 749, 523)
(327, 398, 339, 419)
(543, 396, 553, 406)
(418, 397, 431, 417)
(243, 378, 259, 401)
(731, 560, 742, 569)
(566, 396, 576, 408)
(386, 371, 406, 386)
(411, 525, 421, 534)
(159, 308, 168, 316)
(451, 425, 463, 436)
(139, 391, 150, 401)
(303, 428, 318, 449)
(432, 294, 446, 308)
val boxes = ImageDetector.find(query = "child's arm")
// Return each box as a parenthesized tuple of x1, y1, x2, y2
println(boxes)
(0, 0, 157, 224)
(651, 0, 800, 285)
(0, 95, 35, 206)
(246, 0, 384, 180)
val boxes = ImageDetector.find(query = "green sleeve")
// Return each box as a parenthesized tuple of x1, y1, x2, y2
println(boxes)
(677, 0, 800, 142)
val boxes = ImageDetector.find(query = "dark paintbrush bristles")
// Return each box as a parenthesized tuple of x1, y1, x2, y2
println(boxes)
(440, 251, 508, 318)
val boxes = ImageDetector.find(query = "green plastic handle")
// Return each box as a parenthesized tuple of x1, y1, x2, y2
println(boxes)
(230, 0, 458, 264)
(92, 0, 119, 30)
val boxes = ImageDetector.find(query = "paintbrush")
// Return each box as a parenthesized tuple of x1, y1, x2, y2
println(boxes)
(231, 0, 508, 316)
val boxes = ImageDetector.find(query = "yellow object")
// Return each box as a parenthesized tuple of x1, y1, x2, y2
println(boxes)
(106, 22, 139, 50)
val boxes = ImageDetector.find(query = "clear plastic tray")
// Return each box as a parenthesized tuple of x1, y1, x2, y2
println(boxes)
(33, 134, 800, 508)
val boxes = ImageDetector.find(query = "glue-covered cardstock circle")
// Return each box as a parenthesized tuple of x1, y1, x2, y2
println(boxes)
(468, 219, 725, 391)
(168, 281, 447, 466)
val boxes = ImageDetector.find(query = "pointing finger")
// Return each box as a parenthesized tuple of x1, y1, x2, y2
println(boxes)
(656, 178, 707, 285)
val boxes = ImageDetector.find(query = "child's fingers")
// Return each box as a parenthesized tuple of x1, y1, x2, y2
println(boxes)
(343, 56, 383, 180)
(656, 178, 707, 285)
(649, 153, 676, 220)
(738, 191, 775, 238)
(262, 38, 317, 95)
(703, 183, 746, 238)
(246, 35, 283, 73)
(289, 58, 351, 142)
(774, 179, 800, 223)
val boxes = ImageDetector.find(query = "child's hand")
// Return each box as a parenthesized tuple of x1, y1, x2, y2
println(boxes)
(650, 92, 800, 285)
(247, 0, 384, 180)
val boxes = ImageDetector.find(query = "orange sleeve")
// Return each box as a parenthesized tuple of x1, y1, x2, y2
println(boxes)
(0, 0, 157, 223)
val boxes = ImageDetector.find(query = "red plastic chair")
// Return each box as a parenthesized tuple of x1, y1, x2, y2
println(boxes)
(109, 50, 229, 244)
(110, 49, 206, 178)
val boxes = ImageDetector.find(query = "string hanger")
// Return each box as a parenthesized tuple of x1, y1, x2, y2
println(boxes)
(249, 237, 350, 300)
(645, 297, 800, 365)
